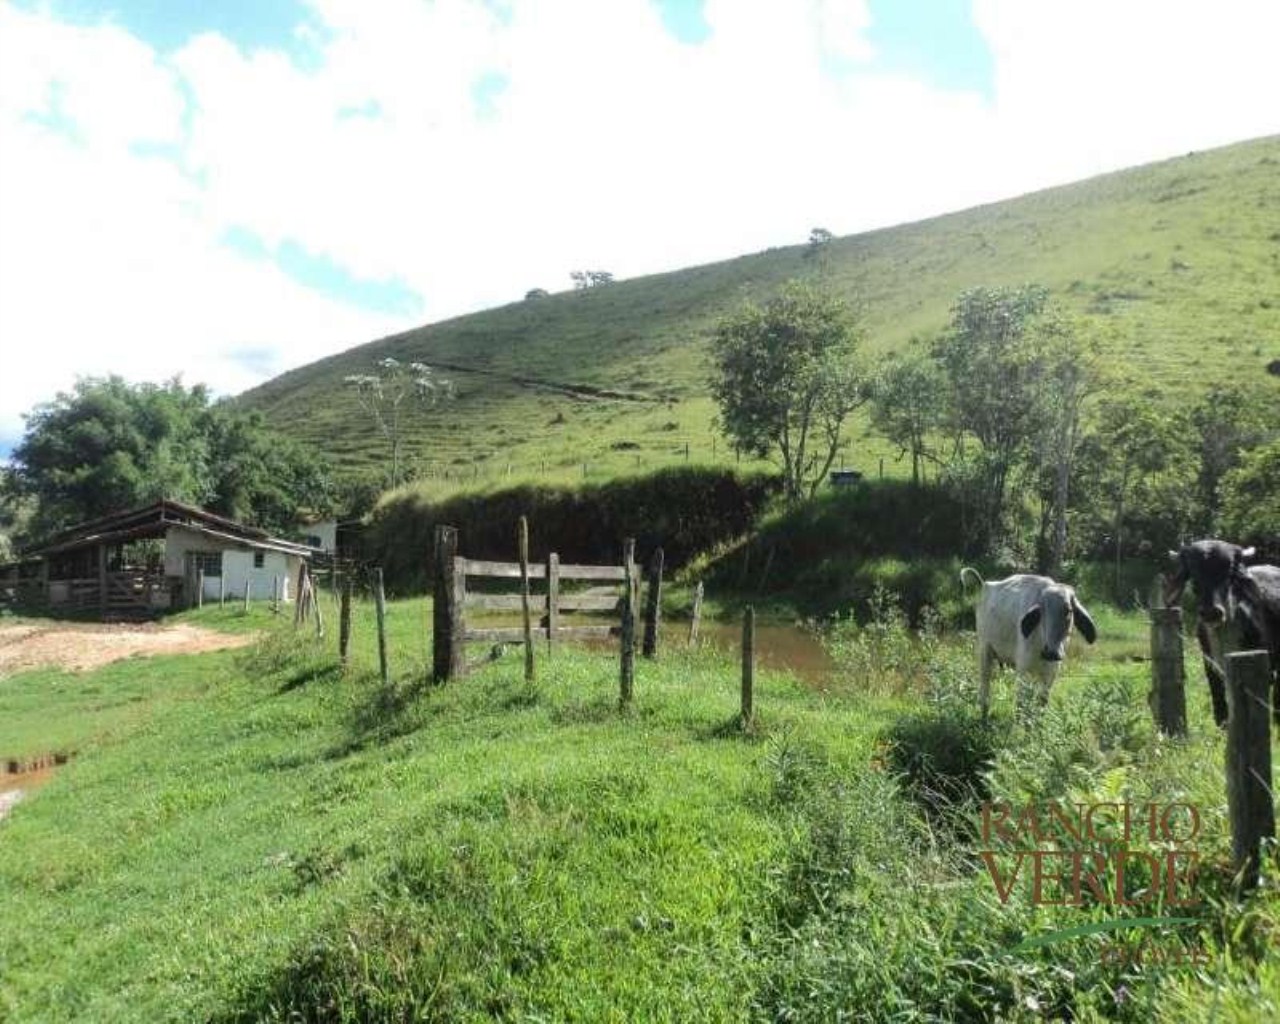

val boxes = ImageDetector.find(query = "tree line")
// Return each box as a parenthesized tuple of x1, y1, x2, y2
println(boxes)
(710, 280, 1280, 580)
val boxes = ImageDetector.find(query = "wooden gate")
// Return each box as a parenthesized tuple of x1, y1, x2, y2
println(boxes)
(432, 527, 656, 681)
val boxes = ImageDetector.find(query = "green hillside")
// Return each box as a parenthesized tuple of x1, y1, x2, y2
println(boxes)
(240, 135, 1280, 483)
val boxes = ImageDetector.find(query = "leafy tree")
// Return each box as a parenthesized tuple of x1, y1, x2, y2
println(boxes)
(868, 351, 944, 486)
(12, 377, 212, 536)
(1031, 320, 1100, 575)
(10, 377, 334, 541)
(931, 285, 1055, 547)
(1077, 392, 1192, 597)
(1189, 382, 1279, 533)
(343, 357, 453, 489)
(525, 288, 550, 300)
(710, 281, 866, 504)
(1222, 439, 1280, 547)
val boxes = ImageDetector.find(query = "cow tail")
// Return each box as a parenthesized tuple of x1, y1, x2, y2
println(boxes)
(959, 567, 984, 593)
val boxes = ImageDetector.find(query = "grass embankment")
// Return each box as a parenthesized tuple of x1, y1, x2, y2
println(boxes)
(1, 598, 1278, 1021)
(240, 136, 1280, 482)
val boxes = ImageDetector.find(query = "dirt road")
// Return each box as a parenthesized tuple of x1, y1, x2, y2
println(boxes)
(0, 620, 255, 677)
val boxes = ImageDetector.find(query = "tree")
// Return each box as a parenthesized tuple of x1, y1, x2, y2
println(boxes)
(1189, 382, 1278, 533)
(868, 351, 944, 486)
(1032, 319, 1100, 576)
(710, 281, 866, 504)
(1222, 439, 1280, 548)
(10, 376, 333, 540)
(931, 285, 1055, 547)
(1080, 393, 1190, 597)
(343, 357, 452, 489)
(525, 288, 550, 300)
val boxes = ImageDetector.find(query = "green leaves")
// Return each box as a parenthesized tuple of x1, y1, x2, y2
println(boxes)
(710, 281, 866, 503)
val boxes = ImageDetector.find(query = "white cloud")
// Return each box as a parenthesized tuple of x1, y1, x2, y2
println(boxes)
(1, 0, 1278, 446)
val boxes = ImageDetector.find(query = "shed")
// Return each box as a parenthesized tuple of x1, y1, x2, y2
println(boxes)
(0, 500, 313, 617)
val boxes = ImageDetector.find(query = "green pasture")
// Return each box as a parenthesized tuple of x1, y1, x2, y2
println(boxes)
(1, 592, 1278, 1021)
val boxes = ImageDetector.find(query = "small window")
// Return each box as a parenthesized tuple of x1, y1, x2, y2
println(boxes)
(253, 552, 265, 569)
(306, 535, 323, 549)
(194, 552, 223, 578)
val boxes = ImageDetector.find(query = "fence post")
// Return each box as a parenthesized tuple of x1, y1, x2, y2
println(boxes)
(546, 552, 559, 656)
(243, 578, 251, 614)
(433, 526, 463, 682)
(312, 567, 325, 640)
(1226, 650, 1274, 890)
(339, 576, 352, 671)
(197, 568, 205, 609)
(620, 537, 636, 706)
(272, 574, 280, 614)
(742, 605, 755, 729)
(294, 562, 308, 627)
(374, 567, 390, 687)
(642, 546, 664, 659)
(689, 581, 704, 646)
(1149, 608, 1187, 737)
(518, 516, 535, 684)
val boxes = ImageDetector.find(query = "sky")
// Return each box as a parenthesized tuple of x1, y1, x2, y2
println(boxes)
(2, 0, 1279, 459)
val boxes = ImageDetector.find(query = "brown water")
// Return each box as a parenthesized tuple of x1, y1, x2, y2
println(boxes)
(474, 613, 834, 685)
(682, 620, 835, 684)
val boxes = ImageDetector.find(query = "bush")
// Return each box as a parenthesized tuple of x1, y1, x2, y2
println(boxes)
(363, 467, 779, 595)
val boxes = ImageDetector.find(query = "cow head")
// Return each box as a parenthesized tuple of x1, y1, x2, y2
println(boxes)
(1019, 584, 1098, 661)
(1164, 539, 1256, 627)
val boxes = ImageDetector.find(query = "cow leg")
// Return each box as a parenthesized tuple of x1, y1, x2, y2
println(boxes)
(1197, 622, 1229, 728)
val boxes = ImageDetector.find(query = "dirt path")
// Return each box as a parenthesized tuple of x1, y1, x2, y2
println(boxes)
(0, 620, 255, 677)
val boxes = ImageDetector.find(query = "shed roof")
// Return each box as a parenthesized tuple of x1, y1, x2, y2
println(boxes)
(25, 500, 314, 559)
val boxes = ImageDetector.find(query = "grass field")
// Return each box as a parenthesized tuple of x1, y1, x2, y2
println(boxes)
(238, 135, 1280, 483)
(3, 595, 1280, 1021)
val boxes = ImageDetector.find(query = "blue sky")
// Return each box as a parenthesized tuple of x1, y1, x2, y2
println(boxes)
(2, 0, 1278, 456)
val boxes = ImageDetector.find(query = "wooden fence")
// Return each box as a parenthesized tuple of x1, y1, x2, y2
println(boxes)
(1149, 596, 1274, 890)
(432, 524, 661, 682)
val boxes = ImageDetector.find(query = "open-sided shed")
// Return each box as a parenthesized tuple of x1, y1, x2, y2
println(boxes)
(0, 500, 314, 617)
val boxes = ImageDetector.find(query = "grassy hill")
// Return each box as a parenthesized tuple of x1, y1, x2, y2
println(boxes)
(240, 135, 1280, 483)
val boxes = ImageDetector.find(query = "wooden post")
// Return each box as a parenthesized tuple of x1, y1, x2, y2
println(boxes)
(620, 537, 636, 706)
(98, 543, 107, 616)
(294, 562, 308, 627)
(742, 605, 755, 729)
(312, 567, 325, 640)
(689, 581, 704, 646)
(1149, 608, 1187, 737)
(518, 516, 535, 683)
(546, 552, 559, 656)
(339, 576, 352, 670)
(642, 546, 664, 659)
(1226, 650, 1274, 890)
(272, 574, 280, 614)
(374, 567, 389, 687)
(433, 526, 463, 682)
(197, 568, 205, 609)
(243, 578, 251, 614)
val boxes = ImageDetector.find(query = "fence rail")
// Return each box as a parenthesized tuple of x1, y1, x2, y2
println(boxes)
(433, 525, 658, 683)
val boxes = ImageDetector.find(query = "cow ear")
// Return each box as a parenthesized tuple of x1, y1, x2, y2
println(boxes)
(1019, 605, 1042, 639)
(1072, 596, 1098, 644)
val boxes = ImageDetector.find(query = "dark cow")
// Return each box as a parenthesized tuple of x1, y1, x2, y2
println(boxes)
(1164, 539, 1280, 726)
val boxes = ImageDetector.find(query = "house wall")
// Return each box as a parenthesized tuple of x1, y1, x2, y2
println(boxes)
(297, 520, 337, 553)
(164, 527, 303, 603)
